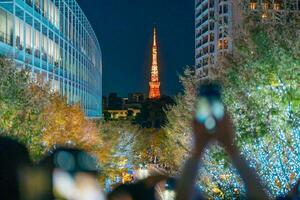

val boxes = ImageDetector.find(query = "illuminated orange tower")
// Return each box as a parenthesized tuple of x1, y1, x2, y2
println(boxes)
(148, 28, 161, 99)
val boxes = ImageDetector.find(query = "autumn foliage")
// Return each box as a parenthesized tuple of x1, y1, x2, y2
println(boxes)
(41, 95, 101, 152)
(0, 57, 102, 160)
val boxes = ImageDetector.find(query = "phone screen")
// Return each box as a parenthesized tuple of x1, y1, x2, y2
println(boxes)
(154, 178, 176, 200)
(53, 168, 105, 200)
(195, 84, 224, 131)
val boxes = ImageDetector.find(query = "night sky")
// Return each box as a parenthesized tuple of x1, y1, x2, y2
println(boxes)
(77, 0, 195, 97)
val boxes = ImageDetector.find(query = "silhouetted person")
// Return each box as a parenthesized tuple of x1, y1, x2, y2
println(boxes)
(108, 175, 169, 200)
(0, 136, 31, 200)
(175, 112, 270, 200)
(39, 147, 105, 200)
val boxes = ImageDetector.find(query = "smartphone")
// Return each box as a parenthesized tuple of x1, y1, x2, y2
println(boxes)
(195, 83, 224, 132)
(53, 169, 104, 200)
(154, 178, 176, 200)
(51, 149, 105, 200)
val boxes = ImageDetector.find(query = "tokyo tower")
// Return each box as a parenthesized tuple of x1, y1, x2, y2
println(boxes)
(148, 28, 161, 99)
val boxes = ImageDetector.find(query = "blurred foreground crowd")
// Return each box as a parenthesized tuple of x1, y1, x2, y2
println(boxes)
(0, 85, 299, 200)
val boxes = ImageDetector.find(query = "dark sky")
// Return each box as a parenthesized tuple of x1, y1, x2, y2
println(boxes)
(77, 0, 195, 97)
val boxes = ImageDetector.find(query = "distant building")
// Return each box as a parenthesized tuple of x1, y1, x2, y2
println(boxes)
(195, 0, 233, 80)
(102, 96, 108, 111)
(123, 92, 145, 110)
(107, 110, 128, 120)
(195, 0, 300, 80)
(128, 93, 145, 104)
(128, 108, 141, 117)
(108, 93, 123, 110)
(107, 108, 140, 120)
(122, 98, 129, 105)
(104, 92, 144, 120)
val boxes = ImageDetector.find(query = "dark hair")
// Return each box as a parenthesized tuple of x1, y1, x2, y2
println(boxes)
(108, 182, 155, 200)
(0, 136, 31, 200)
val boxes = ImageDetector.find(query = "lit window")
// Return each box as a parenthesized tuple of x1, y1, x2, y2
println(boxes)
(6, 13, 13, 46)
(26, 0, 33, 7)
(218, 39, 228, 49)
(262, 3, 268, 10)
(25, 25, 32, 52)
(15, 18, 23, 50)
(224, 39, 228, 49)
(209, 33, 215, 42)
(249, 2, 257, 10)
(273, 3, 280, 10)
(35, 0, 41, 12)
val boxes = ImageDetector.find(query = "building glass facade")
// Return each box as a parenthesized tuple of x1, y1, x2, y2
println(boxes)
(0, 0, 102, 118)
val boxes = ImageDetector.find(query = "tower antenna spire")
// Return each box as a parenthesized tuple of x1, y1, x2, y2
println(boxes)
(148, 27, 161, 99)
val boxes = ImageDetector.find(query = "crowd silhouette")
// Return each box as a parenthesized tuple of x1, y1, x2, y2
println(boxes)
(0, 84, 299, 200)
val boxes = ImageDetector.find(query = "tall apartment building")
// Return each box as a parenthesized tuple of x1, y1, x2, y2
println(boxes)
(195, 0, 300, 80)
(0, 0, 102, 118)
(195, 0, 233, 79)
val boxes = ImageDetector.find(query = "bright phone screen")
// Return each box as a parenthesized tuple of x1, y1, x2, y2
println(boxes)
(53, 169, 105, 200)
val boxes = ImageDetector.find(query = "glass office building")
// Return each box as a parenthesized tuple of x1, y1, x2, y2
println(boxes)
(0, 0, 102, 118)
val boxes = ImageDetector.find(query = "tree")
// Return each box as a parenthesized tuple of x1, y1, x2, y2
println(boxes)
(131, 128, 180, 174)
(216, 19, 300, 197)
(164, 13, 300, 199)
(41, 95, 102, 153)
(135, 96, 175, 128)
(164, 69, 200, 169)
(0, 58, 46, 159)
(96, 120, 138, 185)
(0, 57, 102, 160)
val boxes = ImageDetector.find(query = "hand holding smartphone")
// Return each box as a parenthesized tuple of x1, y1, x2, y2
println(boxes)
(52, 149, 105, 200)
(195, 83, 224, 133)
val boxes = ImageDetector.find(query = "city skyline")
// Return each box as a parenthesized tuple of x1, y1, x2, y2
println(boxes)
(77, 0, 195, 97)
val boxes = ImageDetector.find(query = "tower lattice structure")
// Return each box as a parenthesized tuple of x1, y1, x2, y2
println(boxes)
(148, 28, 161, 99)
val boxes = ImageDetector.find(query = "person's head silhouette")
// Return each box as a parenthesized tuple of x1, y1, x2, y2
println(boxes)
(0, 136, 31, 200)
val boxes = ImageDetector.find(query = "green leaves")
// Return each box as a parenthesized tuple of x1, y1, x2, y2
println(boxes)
(0, 58, 102, 160)
(216, 15, 300, 198)
(164, 9, 300, 198)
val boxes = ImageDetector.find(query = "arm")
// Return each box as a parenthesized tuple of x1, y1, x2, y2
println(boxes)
(175, 141, 206, 200)
(225, 145, 269, 199)
(176, 120, 212, 200)
(216, 113, 270, 200)
(176, 112, 270, 200)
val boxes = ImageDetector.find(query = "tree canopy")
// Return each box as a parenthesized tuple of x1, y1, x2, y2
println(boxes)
(164, 12, 300, 199)
(0, 58, 102, 160)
